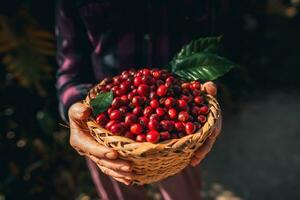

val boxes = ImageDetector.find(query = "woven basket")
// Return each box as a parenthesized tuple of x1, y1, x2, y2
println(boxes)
(84, 81, 221, 185)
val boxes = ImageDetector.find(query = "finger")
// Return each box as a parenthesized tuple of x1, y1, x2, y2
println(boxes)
(70, 127, 118, 159)
(88, 156, 132, 185)
(194, 137, 215, 159)
(89, 155, 132, 172)
(98, 165, 134, 180)
(190, 157, 202, 167)
(113, 177, 132, 186)
(69, 102, 92, 121)
(74, 147, 85, 156)
(202, 81, 217, 96)
(209, 115, 222, 139)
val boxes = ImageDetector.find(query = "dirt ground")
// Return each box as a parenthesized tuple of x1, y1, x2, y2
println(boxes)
(200, 91, 300, 200)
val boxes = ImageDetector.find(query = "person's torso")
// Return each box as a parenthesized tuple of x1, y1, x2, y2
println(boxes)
(76, 0, 210, 80)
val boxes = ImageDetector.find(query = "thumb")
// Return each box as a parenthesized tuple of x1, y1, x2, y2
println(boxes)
(69, 102, 92, 122)
(202, 81, 217, 96)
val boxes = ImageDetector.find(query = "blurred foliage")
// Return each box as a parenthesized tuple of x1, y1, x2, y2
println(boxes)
(0, 9, 55, 96)
(0, 4, 97, 200)
(0, 0, 300, 200)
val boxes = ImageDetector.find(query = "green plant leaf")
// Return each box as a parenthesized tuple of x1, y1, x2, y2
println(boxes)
(90, 91, 113, 116)
(173, 53, 237, 81)
(171, 36, 222, 72)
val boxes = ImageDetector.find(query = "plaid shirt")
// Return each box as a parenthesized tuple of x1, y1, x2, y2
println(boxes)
(56, 0, 210, 121)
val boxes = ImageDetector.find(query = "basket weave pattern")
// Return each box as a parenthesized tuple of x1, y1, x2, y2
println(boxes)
(85, 83, 221, 185)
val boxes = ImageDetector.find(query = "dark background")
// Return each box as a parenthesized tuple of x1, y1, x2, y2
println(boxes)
(1, 0, 300, 199)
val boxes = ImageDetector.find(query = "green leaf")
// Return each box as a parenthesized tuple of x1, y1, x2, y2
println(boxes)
(173, 53, 237, 81)
(171, 36, 222, 72)
(90, 91, 113, 116)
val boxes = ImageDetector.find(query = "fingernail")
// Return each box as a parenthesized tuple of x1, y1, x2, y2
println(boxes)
(190, 159, 200, 167)
(190, 160, 196, 165)
(105, 151, 117, 159)
(121, 166, 131, 172)
(124, 180, 131, 185)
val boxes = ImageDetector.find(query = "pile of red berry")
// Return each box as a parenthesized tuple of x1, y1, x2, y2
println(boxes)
(94, 69, 210, 143)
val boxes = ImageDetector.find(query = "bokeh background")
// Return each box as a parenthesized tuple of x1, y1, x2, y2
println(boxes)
(1, 0, 300, 200)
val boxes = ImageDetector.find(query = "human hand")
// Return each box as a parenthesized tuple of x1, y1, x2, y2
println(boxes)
(68, 102, 133, 185)
(190, 82, 222, 167)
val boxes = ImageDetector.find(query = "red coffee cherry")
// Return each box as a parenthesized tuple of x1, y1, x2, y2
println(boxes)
(157, 85, 168, 96)
(148, 119, 159, 130)
(96, 113, 108, 125)
(106, 120, 116, 130)
(142, 68, 151, 76)
(136, 134, 146, 142)
(190, 81, 201, 90)
(110, 123, 125, 135)
(132, 106, 143, 116)
(139, 116, 149, 128)
(119, 106, 128, 114)
(156, 107, 165, 117)
(197, 115, 207, 124)
(185, 122, 196, 134)
(199, 105, 209, 114)
(134, 76, 142, 86)
(150, 99, 160, 108)
(109, 110, 122, 120)
(137, 84, 150, 96)
(164, 97, 175, 108)
(152, 70, 161, 79)
(191, 106, 200, 116)
(127, 92, 135, 101)
(165, 76, 175, 84)
(194, 96, 204, 105)
(107, 107, 113, 115)
(113, 76, 122, 84)
(160, 131, 171, 140)
(168, 108, 178, 120)
(146, 130, 160, 143)
(124, 114, 137, 126)
(120, 81, 130, 92)
(192, 90, 201, 96)
(181, 82, 190, 89)
(111, 97, 123, 108)
(143, 106, 154, 117)
(174, 122, 185, 132)
(160, 120, 174, 131)
(142, 75, 153, 85)
(132, 96, 144, 106)
(177, 99, 187, 110)
(120, 95, 129, 104)
(116, 88, 126, 96)
(149, 92, 158, 99)
(149, 114, 160, 121)
(181, 95, 192, 103)
(178, 111, 189, 122)
(124, 131, 135, 140)
(130, 123, 143, 135)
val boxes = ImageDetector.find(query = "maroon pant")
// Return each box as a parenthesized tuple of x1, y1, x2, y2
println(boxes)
(87, 159, 202, 200)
